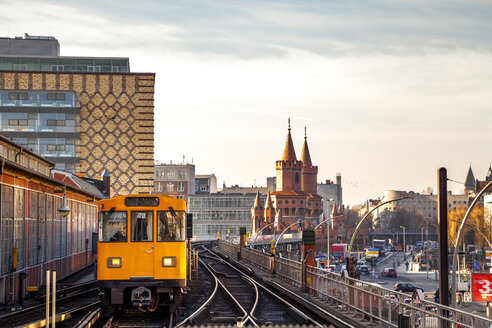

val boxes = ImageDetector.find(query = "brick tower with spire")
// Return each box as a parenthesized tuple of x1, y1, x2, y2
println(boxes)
(264, 191, 276, 234)
(301, 127, 323, 217)
(269, 119, 323, 232)
(275, 118, 303, 192)
(252, 190, 264, 233)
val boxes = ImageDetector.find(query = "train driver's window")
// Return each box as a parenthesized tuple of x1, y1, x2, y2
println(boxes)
(158, 211, 185, 241)
(99, 211, 127, 242)
(131, 211, 153, 242)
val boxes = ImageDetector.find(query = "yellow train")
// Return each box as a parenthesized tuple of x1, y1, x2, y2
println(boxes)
(97, 194, 189, 311)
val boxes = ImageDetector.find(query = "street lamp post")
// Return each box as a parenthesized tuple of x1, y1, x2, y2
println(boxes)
(452, 179, 492, 308)
(314, 214, 344, 268)
(347, 197, 409, 259)
(400, 226, 406, 253)
(254, 222, 277, 242)
(274, 218, 311, 254)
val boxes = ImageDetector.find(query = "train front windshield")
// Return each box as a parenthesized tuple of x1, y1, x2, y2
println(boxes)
(157, 211, 185, 241)
(99, 210, 185, 242)
(99, 211, 127, 242)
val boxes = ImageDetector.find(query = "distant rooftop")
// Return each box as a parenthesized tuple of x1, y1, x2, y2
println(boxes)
(0, 34, 130, 72)
(0, 33, 60, 56)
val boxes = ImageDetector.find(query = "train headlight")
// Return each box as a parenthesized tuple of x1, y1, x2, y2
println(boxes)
(107, 257, 122, 268)
(162, 257, 176, 267)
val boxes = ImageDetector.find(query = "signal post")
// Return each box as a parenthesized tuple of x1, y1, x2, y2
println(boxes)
(239, 227, 247, 261)
(301, 229, 316, 292)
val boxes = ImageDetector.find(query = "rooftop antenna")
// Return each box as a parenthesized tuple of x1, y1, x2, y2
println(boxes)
(288, 118, 291, 132)
(304, 126, 307, 140)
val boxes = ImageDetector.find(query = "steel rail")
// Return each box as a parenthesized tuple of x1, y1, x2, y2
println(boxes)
(207, 249, 323, 327)
(13, 300, 101, 328)
(173, 257, 218, 327)
(0, 286, 99, 321)
(73, 306, 103, 328)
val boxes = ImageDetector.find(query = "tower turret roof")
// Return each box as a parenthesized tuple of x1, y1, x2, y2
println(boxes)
(300, 127, 312, 167)
(265, 191, 274, 208)
(282, 118, 297, 161)
(465, 165, 476, 188)
(253, 190, 263, 208)
(487, 164, 492, 181)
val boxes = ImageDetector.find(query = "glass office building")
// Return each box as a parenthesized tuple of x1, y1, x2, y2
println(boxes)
(0, 56, 130, 73)
(189, 193, 265, 240)
(0, 90, 80, 171)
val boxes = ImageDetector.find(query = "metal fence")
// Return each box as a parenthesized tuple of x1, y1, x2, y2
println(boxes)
(218, 240, 492, 328)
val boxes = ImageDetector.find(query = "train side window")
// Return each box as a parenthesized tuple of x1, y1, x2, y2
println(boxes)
(157, 211, 185, 242)
(99, 211, 127, 242)
(131, 211, 153, 242)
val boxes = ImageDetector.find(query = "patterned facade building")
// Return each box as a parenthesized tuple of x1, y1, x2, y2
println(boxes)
(0, 35, 154, 196)
(252, 122, 323, 234)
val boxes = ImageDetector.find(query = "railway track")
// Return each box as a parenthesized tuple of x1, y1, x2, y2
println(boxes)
(176, 248, 323, 327)
(99, 309, 173, 328)
(0, 281, 99, 328)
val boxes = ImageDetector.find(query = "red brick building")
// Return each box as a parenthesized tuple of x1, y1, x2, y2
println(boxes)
(252, 121, 323, 234)
(0, 135, 105, 304)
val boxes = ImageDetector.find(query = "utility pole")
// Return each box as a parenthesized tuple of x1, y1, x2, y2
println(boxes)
(426, 220, 429, 278)
(437, 168, 449, 327)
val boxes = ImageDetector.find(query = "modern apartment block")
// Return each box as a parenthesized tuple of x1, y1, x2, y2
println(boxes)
(0, 34, 154, 196)
(377, 190, 469, 228)
(195, 174, 217, 194)
(154, 163, 195, 201)
(317, 173, 343, 219)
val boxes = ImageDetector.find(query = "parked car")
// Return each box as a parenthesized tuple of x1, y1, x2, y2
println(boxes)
(356, 265, 370, 274)
(381, 268, 397, 277)
(394, 283, 424, 293)
(390, 246, 398, 252)
(357, 260, 366, 266)
(327, 264, 336, 272)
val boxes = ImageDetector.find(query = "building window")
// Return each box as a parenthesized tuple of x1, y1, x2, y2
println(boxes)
(177, 182, 185, 192)
(46, 93, 66, 101)
(51, 65, 64, 71)
(156, 182, 162, 192)
(178, 170, 186, 179)
(8, 119, 27, 126)
(111, 66, 119, 72)
(13, 64, 27, 70)
(200, 186, 207, 192)
(87, 66, 101, 72)
(292, 200, 296, 204)
(167, 183, 174, 191)
(295, 173, 299, 184)
(278, 200, 282, 204)
(167, 171, 176, 179)
(9, 92, 28, 100)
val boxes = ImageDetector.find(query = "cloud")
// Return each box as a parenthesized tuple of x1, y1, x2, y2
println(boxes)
(2, 0, 492, 204)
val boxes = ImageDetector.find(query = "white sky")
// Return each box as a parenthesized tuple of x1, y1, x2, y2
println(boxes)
(1, 0, 492, 205)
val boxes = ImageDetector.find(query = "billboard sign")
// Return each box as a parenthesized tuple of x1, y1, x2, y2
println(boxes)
(472, 273, 492, 302)
(366, 248, 379, 258)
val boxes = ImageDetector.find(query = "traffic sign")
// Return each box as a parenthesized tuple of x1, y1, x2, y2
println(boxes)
(472, 273, 492, 302)
(247, 231, 251, 239)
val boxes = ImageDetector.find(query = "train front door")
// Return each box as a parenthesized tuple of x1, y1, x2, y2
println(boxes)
(129, 210, 155, 278)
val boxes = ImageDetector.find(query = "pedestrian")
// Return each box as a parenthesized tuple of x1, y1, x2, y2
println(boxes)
(405, 261, 409, 271)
